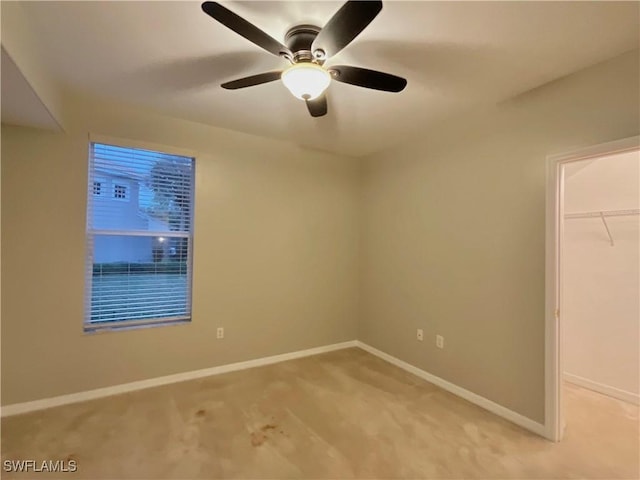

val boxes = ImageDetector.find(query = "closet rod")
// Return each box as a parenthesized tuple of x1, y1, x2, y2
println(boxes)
(564, 208, 640, 220)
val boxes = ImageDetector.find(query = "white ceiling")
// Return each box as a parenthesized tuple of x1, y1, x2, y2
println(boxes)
(15, 1, 640, 156)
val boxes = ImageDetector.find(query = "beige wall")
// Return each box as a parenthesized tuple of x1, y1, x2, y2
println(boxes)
(563, 152, 640, 399)
(1, 95, 361, 405)
(1, 2, 67, 129)
(360, 50, 639, 423)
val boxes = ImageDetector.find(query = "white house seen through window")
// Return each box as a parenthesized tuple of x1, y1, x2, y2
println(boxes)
(85, 142, 195, 331)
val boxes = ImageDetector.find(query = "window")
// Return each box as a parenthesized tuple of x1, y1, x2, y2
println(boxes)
(113, 183, 128, 200)
(85, 142, 195, 331)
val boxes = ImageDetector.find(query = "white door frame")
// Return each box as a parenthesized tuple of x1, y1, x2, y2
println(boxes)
(545, 135, 640, 442)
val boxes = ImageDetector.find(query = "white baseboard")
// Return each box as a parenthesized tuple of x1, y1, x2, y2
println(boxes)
(564, 373, 640, 405)
(1, 340, 358, 417)
(356, 341, 548, 438)
(0, 338, 554, 440)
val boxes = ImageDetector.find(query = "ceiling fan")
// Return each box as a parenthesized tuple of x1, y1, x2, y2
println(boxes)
(201, 1, 407, 117)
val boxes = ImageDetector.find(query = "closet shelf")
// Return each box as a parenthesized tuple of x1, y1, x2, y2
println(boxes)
(564, 208, 640, 219)
(564, 208, 639, 247)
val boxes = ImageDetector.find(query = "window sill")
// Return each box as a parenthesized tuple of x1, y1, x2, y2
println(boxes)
(83, 317, 191, 335)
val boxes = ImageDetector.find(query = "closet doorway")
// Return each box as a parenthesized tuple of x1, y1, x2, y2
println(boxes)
(546, 136, 639, 442)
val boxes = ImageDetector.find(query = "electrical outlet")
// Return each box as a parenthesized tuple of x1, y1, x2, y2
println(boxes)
(436, 335, 444, 349)
(417, 329, 424, 341)
(216, 327, 224, 339)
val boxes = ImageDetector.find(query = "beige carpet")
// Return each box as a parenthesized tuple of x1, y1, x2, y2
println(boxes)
(2, 348, 638, 479)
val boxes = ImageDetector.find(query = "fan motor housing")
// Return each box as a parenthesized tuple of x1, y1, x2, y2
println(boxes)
(285, 25, 322, 63)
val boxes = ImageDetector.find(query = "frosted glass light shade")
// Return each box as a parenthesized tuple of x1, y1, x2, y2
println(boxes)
(281, 63, 331, 100)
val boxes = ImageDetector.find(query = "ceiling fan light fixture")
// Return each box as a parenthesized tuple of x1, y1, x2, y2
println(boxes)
(281, 63, 331, 100)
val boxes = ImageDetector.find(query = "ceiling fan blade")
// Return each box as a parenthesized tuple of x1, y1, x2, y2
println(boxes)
(221, 71, 283, 89)
(330, 65, 407, 92)
(311, 1, 382, 60)
(201, 2, 292, 58)
(306, 95, 328, 117)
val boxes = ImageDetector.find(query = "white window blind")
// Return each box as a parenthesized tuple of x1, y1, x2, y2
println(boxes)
(85, 142, 195, 330)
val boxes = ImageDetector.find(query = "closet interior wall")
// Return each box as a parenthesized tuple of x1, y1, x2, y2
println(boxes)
(562, 151, 640, 404)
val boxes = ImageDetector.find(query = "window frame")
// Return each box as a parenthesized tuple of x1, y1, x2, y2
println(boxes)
(84, 135, 197, 334)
